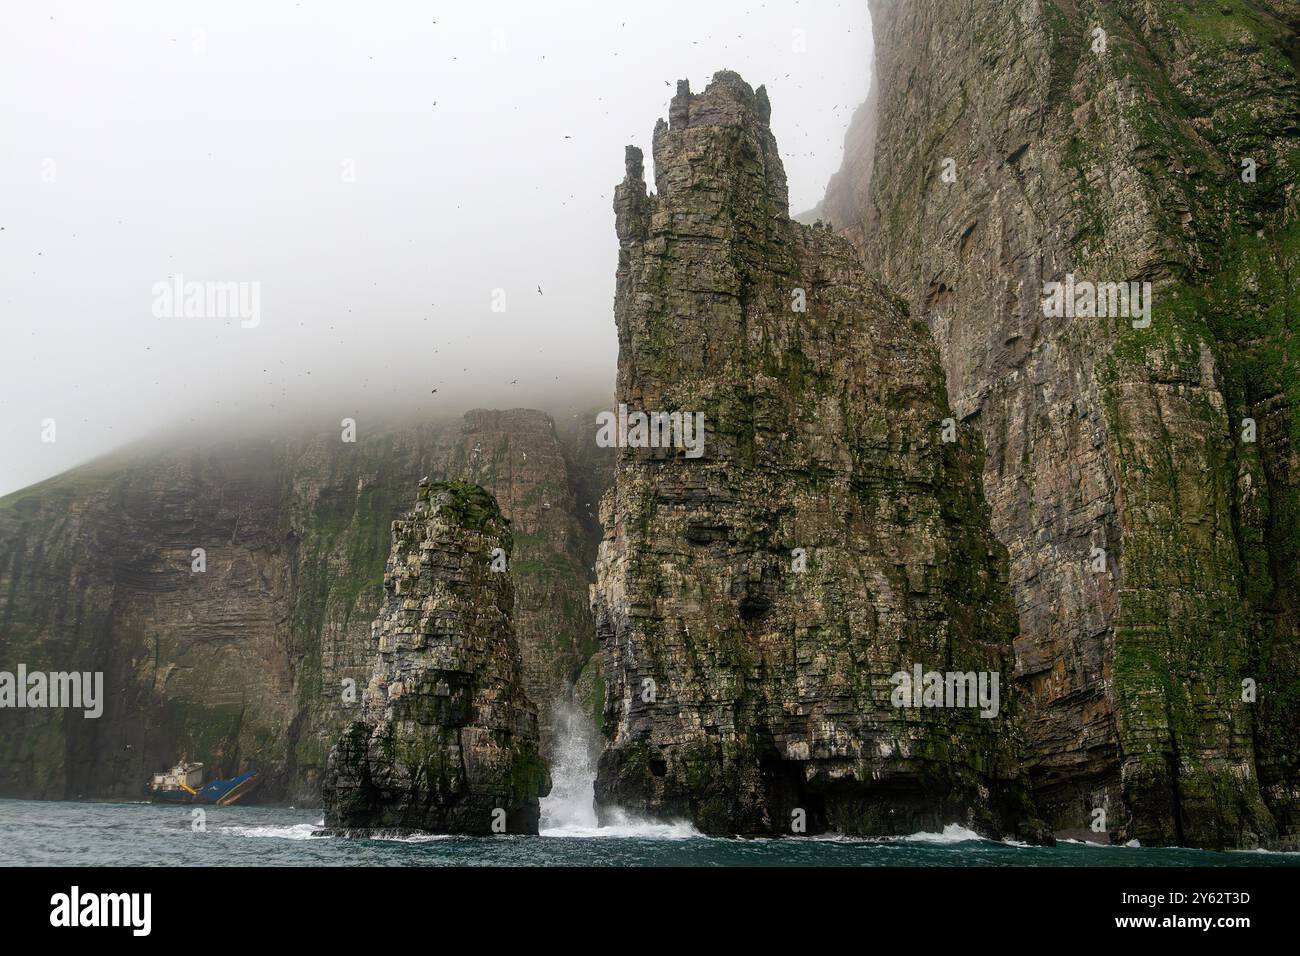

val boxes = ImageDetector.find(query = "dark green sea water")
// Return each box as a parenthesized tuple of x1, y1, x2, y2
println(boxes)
(1, 799, 1297, 867)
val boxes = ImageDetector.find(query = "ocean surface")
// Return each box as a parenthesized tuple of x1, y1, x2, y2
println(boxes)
(1, 798, 1296, 867)
(5, 709, 1300, 867)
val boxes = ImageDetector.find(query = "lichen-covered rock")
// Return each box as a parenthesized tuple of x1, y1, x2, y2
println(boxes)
(321, 480, 548, 834)
(593, 72, 1043, 839)
(820, 0, 1297, 849)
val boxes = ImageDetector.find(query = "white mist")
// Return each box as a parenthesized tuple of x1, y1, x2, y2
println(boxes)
(538, 702, 599, 832)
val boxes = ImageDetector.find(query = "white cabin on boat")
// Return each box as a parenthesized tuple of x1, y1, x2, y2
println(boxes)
(151, 762, 203, 790)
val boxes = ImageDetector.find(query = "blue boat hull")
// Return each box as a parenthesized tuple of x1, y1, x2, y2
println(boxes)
(147, 770, 259, 805)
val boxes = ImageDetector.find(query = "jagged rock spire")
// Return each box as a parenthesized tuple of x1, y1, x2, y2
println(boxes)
(595, 72, 1043, 840)
(321, 481, 548, 835)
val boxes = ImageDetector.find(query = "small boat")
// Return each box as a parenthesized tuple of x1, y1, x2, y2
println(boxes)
(146, 761, 259, 805)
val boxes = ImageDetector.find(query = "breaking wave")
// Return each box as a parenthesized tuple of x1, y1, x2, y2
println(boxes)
(541, 808, 701, 840)
(537, 702, 702, 840)
(222, 822, 322, 841)
(896, 824, 991, 844)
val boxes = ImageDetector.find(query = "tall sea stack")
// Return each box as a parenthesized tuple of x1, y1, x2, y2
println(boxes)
(321, 480, 548, 834)
(592, 72, 1043, 839)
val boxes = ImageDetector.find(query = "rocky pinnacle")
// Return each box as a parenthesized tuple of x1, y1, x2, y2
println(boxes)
(593, 71, 1046, 839)
(321, 480, 549, 834)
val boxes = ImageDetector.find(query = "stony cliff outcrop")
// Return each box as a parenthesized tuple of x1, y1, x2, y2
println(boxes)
(0, 410, 597, 802)
(592, 72, 1042, 838)
(819, 0, 1299, 849)
(430, 410, 599, 756)
(320, 481, 548, 834)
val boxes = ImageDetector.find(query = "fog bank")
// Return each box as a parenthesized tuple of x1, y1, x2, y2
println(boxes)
(0, 0, 872, 496)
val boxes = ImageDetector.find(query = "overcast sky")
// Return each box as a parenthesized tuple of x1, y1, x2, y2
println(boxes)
(0, 0, 872, 497)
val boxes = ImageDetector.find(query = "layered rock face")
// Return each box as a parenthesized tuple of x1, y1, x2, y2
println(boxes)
(321, 481, 548, 834)
(427, 409, 598, 757)
(592, 72, 1039, 838)
(0, 410, 597, 802)
(819, 0, 1299, 848)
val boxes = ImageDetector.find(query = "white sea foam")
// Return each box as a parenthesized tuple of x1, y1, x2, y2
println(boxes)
(365, 831, 453, 843)
(537, 702, 701, 840)
(542, 808, 701, 840)
(538, 701, 600, 832)
(804, 833, 870, 844)
(224, 821, 456, 843)
(894, 824, 989, 844)
(222, 822, 322, 841)
(771, 823, 1001, 845)
(1231, 846, 1300, 856)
